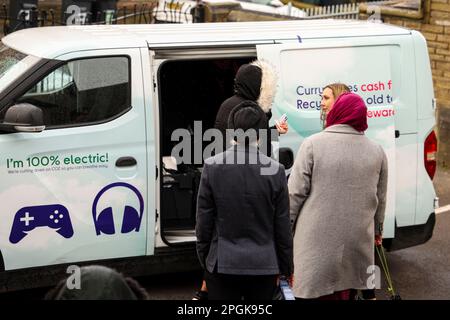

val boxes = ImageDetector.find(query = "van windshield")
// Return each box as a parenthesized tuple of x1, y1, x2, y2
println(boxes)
(0, 44, 40, 94)
(0, 46, 26, 78)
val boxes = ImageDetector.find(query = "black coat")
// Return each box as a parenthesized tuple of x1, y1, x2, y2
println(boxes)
(196, 145, 294, 277)
(214, 63, 275, 154)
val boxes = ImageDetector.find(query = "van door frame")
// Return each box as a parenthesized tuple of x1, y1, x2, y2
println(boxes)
(141, 48, 157, 256)
(148, 46, 259, 248)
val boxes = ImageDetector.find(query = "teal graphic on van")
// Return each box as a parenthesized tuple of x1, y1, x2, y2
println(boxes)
(6, 153, 109, 169)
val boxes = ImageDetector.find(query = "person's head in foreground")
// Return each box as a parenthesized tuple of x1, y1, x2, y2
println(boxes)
(44, 265, 149, 300)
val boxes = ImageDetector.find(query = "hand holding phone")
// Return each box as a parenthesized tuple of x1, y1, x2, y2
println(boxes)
(276, 114, 288, 135)
(277, 113, 288, 126)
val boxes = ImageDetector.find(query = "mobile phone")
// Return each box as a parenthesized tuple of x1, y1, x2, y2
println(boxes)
(277, 113, 288, 125)
(280, 279, 295, 300)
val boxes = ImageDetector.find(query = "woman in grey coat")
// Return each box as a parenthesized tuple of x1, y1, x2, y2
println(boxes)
(288, 92, 388, 299)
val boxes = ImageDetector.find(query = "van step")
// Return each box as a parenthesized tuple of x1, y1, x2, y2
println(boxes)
(164, 229, 196, 243)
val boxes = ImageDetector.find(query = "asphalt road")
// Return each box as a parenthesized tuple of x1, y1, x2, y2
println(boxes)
(128, 165, 450, 300)
(376, 211, 450, 299)
(2, 166, 450, 300)
(140, 216, 450, 300)
(140, 165, 450, 300)
(380, 165, 450, 300)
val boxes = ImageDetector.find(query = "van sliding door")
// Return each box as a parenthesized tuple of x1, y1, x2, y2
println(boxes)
(257, 43, 396, 238)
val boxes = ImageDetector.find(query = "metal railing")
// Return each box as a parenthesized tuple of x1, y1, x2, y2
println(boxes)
(303, 3, 360, 19)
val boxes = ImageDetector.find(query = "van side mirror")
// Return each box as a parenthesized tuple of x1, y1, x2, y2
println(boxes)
(0, 103, 45, 133)
(279, 147, 294, 170)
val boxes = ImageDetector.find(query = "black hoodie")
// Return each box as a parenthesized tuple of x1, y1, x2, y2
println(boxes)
(214, 61, 276, 153)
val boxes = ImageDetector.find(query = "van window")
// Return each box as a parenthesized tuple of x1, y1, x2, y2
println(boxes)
(14, 56, 131, 127)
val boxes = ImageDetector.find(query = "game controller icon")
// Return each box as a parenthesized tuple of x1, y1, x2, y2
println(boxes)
(9, 204, 74, 244)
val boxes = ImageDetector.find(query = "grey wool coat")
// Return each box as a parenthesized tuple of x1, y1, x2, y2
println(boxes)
(288, 124, 388, 299)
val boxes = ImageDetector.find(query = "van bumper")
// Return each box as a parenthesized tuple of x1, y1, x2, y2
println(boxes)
(386, 212, 436, 251)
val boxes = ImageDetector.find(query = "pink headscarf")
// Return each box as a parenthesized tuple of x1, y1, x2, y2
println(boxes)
(326, 92, 368, 132)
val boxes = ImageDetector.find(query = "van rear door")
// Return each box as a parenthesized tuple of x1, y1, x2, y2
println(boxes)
(257, 42, 396, 238)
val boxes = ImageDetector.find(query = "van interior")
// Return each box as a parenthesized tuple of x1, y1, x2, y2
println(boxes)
(158, 56, 254, 245)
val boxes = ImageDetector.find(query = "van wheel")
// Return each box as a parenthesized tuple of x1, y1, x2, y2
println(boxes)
(0, 250, 4, 272)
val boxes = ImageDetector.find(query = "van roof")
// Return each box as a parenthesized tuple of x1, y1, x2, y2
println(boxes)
(2, 20, 411, 59)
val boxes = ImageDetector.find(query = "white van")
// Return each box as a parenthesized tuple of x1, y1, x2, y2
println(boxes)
(0, 20, 437, 287)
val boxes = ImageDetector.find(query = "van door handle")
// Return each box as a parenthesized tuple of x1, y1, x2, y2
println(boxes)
(115, 157, 137, 167)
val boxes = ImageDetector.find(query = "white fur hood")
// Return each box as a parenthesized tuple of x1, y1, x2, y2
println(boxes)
(251, 60, 278, 113)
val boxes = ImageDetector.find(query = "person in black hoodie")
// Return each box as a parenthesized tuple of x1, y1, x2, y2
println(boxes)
(214, 60, 288, 155)
(196, 100, 293, 300)
(193, 60, 288, 300)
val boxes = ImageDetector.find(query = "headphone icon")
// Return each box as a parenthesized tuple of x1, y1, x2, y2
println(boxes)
(92, 182, 144, 236)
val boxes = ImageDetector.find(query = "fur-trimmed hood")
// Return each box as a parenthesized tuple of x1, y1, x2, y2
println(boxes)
(234, 60, 278, 113)
(251, 60, 278, 113)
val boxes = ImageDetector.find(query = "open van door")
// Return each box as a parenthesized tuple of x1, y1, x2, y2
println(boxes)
(149, 47, 257, 246)
(256, 43, 396, 238)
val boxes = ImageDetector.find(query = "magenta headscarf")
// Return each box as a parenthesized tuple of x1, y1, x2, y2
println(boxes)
(326, 92, 368, 132)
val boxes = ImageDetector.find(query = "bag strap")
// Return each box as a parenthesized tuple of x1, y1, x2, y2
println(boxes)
(375, 244, 402, 300)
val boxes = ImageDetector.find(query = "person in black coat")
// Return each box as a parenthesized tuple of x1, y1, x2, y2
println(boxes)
(196, 100, 294, 300)
(214, 60, 288, 155)
(193, 61, 289, 300)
